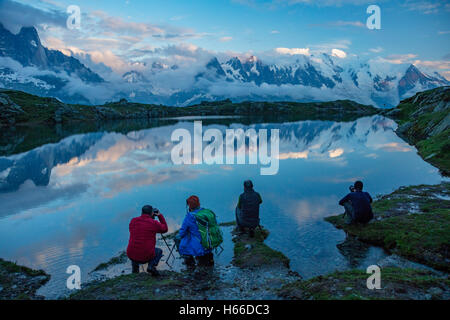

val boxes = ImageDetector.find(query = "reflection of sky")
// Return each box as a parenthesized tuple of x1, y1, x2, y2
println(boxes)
(0, 116, 445, 298)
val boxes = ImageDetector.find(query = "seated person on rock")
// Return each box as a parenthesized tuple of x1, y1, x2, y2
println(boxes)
(236, 180, 263, 237)
(126, 205, 168, 276)
(339, 181, 373, 225)
(176, 195, 220, 268)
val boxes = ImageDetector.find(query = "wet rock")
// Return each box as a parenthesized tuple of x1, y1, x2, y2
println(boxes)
(428, 287, 443, 296)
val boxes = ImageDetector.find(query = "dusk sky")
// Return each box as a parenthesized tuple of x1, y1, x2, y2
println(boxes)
(0, 0, 449, 78)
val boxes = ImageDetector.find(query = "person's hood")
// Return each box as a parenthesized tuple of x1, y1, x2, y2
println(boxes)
(244, 186, 254, 192)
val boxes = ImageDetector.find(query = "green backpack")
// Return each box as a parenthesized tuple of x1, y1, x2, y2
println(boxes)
(194, 209, 223, 250)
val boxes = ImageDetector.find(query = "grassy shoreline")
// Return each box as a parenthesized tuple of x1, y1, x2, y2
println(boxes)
(0, 258, 50, 300)
(383, 86, 449, 176)
(1, 89, 378, 126)
(278, 268, 449, 300)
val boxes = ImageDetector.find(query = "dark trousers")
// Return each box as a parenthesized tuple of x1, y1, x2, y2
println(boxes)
(184, 252, 214, 267)
(236, 208, 256, 236)
(131, 247, 163, 273)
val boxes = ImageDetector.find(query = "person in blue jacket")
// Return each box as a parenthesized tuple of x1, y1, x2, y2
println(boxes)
(176, 195, 214, 267)
(339, 181, 373, 224)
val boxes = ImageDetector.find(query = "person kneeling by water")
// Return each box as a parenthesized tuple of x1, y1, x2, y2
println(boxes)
(339, 181, 373, 225)
(236, 180, 262, 237)
(176, 196, 223, 268)
(126, 205, 168, 276)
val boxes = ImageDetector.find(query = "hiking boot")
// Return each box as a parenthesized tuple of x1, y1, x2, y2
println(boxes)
(183, 256, 196, 266)
(147, 267, 160, 277)
(197, 253, 214, 267)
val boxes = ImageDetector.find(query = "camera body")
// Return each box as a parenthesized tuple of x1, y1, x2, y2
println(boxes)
(349, 185, 356, 193)
(152, 208, 159, 218)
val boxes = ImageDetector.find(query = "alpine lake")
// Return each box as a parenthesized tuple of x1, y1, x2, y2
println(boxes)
(0, 115, 446, 298)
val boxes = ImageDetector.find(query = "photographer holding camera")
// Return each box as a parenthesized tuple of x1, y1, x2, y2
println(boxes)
(126, 205, 168, 276)
(339, 181, 373, 225)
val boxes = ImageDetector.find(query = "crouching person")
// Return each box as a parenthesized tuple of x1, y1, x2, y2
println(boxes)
(127, 205, 168, 276)
(236, 180, 262, 237)
(339, 181, 373, 225)
(176, 195, 223, 268)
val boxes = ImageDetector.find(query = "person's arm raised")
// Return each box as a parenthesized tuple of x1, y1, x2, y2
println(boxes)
(153, 212, 168, 233)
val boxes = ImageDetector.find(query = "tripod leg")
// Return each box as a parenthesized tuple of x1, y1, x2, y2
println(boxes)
(167, 243, 176, 262)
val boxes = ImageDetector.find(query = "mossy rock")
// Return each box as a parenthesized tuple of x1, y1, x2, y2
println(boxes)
(232, 227, 290, 269)
(0, 258, 50, 300)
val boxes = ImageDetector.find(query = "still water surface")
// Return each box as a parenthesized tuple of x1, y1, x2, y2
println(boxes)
(0, 115, 445, 298)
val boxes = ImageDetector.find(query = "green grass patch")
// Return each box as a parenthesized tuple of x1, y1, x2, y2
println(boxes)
(279, 267, 449, 300)
(232, 227, 290, 269)
(0, 258, 47, 277)
(385, 87, 449, 175)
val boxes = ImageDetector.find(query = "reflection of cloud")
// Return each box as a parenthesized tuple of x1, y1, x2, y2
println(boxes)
(112, 208, 136, 224)
(278, 151, 309, 160)
(376, 143, 413, 152)
(310, 176, 363, 184)
(12, 219, 100, 272)
(280, 195, 340, 224)
(365, 153, 379, 159)
(101, 167, 201, 199)
(0, 180, 88, 218)
(329, 148, 344, 158)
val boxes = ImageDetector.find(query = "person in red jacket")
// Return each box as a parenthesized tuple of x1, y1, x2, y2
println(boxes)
(126, 205, 168, 276)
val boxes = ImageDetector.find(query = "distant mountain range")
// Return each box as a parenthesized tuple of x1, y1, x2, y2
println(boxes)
(0, 23, 448, 107)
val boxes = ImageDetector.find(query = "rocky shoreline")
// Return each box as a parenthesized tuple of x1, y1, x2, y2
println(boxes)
(0, 89, 378, 126)
(0, 258, 50, 300)
(383, 86, 449, 176)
